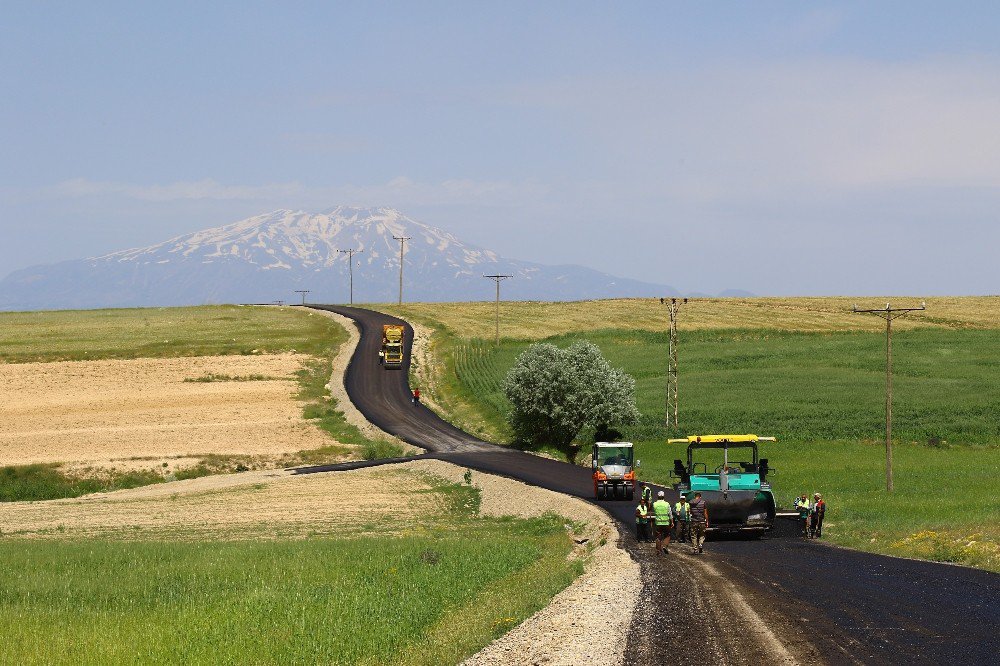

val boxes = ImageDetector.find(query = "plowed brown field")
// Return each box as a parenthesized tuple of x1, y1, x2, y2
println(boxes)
(0, 353, 331, 466)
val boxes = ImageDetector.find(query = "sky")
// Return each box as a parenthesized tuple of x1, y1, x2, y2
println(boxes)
(2, 1, 1000, 296)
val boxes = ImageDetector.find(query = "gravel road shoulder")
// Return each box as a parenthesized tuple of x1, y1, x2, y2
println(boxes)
(404, 459, 640, 666)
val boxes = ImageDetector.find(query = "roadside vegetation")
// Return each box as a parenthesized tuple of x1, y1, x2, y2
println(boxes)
(0, 475, 582, 665)
(504, 340, 639, 461)
(375, 300, 1000, 572)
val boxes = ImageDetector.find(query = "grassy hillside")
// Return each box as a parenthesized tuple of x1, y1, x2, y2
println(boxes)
(0, 304, 339, 363)
(0, 477, 581, 665)
(376, 300, 1000, 572)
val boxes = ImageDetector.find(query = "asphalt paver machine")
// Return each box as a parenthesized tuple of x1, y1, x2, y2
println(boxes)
(669, 434, 777, 534)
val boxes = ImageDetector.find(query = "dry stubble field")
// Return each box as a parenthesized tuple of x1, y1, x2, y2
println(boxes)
(0, 353, 330, 469)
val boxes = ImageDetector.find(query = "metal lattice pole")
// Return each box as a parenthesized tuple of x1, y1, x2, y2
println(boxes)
(337, 248, 363, 305)
(484, 275, 512, 345)
(853, 300, 926, 492)
(393, 235, 411, 305)
(294, 290, 310, 305)
(662, 297, 687, 428)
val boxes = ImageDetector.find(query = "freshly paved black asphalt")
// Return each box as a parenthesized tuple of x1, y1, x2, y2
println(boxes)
(301, 304, 1000, 665)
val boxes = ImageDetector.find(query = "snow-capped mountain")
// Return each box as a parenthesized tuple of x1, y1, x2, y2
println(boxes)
(0, 206, 681, 310)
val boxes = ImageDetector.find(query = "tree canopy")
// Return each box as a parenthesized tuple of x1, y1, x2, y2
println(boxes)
(502, 340, 640, 462)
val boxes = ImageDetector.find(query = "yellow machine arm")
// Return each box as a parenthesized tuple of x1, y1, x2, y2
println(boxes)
(667, 434, 777, 444)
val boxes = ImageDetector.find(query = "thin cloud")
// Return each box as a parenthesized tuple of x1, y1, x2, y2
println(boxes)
(43, 176, 548, 209)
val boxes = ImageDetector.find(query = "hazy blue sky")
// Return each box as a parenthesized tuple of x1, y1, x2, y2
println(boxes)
(3, 2, 999, 295)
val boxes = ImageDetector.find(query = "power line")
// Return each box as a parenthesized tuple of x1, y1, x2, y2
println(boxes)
(293, 290, 310, 305)
(337, 248, 363, 305)
(484, 275, 512, 345)
(393, 235, 411, 305)
(660, 297, 688, 428)
(852, 300, 926, 492)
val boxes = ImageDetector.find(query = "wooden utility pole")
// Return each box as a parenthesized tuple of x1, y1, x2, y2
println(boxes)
(393, 235, 411, 305)
(337, 248, 363, 305)
(661, 297, 688, 428)
(484, 275, 512, 345)
(294, 290, 310, 305)
(852, 301, 926, 492)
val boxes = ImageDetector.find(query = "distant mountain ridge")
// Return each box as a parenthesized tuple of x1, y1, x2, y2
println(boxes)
(0, 207, 744, 310)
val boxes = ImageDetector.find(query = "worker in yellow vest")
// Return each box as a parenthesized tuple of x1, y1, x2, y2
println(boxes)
(652, 490, 673, 555)
(640, 483, 653, 506)
(673, 495, 690, 543)
(634, 499, 651, 542)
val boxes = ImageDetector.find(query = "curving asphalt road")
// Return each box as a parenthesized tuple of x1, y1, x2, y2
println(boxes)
(301, 305, 1000, 665)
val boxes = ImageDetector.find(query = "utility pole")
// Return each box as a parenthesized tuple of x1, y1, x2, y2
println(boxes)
(393, 235, 411, 305)
(660, 297, 688, 428)
(337, 248, 363, 305)
(852, 300, 926, 492)
(484, 275, 512, 345)
(294, 290, 310, 305)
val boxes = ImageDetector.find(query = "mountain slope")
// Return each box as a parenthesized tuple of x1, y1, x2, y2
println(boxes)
(1, 207, 682, 310)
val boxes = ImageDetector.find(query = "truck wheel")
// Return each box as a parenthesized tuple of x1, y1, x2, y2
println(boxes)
(597, 486, 606, 500)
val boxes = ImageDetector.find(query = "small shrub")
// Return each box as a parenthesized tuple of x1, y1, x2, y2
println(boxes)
(361, 440, 406, 460)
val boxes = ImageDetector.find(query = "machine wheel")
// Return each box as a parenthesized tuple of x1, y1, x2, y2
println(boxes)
(615, 485, 625, 500)
(626, 489, 634, 501)
(597, 486, 606, 500)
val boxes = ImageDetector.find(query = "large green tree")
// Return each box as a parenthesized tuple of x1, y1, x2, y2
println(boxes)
(502, 341, 640, 462)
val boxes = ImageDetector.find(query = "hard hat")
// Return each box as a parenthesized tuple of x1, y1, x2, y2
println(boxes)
(815, 493, 822, 498)
(657, 490, 665, 498)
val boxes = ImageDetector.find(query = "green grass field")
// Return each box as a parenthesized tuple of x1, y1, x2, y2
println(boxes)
(0, 480, 581, 665)
(0, 305, 339, 363)
(375, 306, 1000, 572)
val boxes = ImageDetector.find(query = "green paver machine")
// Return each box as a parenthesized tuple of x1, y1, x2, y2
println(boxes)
(669, 434, 777, 534)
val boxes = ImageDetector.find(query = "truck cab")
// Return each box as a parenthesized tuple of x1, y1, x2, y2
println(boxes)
(592, 441, 638, 501)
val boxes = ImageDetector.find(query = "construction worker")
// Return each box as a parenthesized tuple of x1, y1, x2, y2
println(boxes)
(810, 493, 826, 538)
(640, 482, 653, 506)
(378, 349, 385, 365)
(635, 499, 651, 542)
(673, 494, 690, 543)
(795, 494, 811, 537)
(412, 388, 421, 405)
(652, 490, 672, 554)
(688, 491, 709, 553)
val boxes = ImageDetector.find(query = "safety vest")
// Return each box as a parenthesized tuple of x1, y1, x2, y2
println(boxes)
(636, 504, 648, 524)
(641, 486, 652, 503)
(653, 499, 672, 526)
(674, 501, 689, 521)
(796, 498, 811, 516)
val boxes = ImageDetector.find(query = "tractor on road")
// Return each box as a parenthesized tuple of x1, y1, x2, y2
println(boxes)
(668, 434, 777, 534)
(592, 441, 639, 500)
